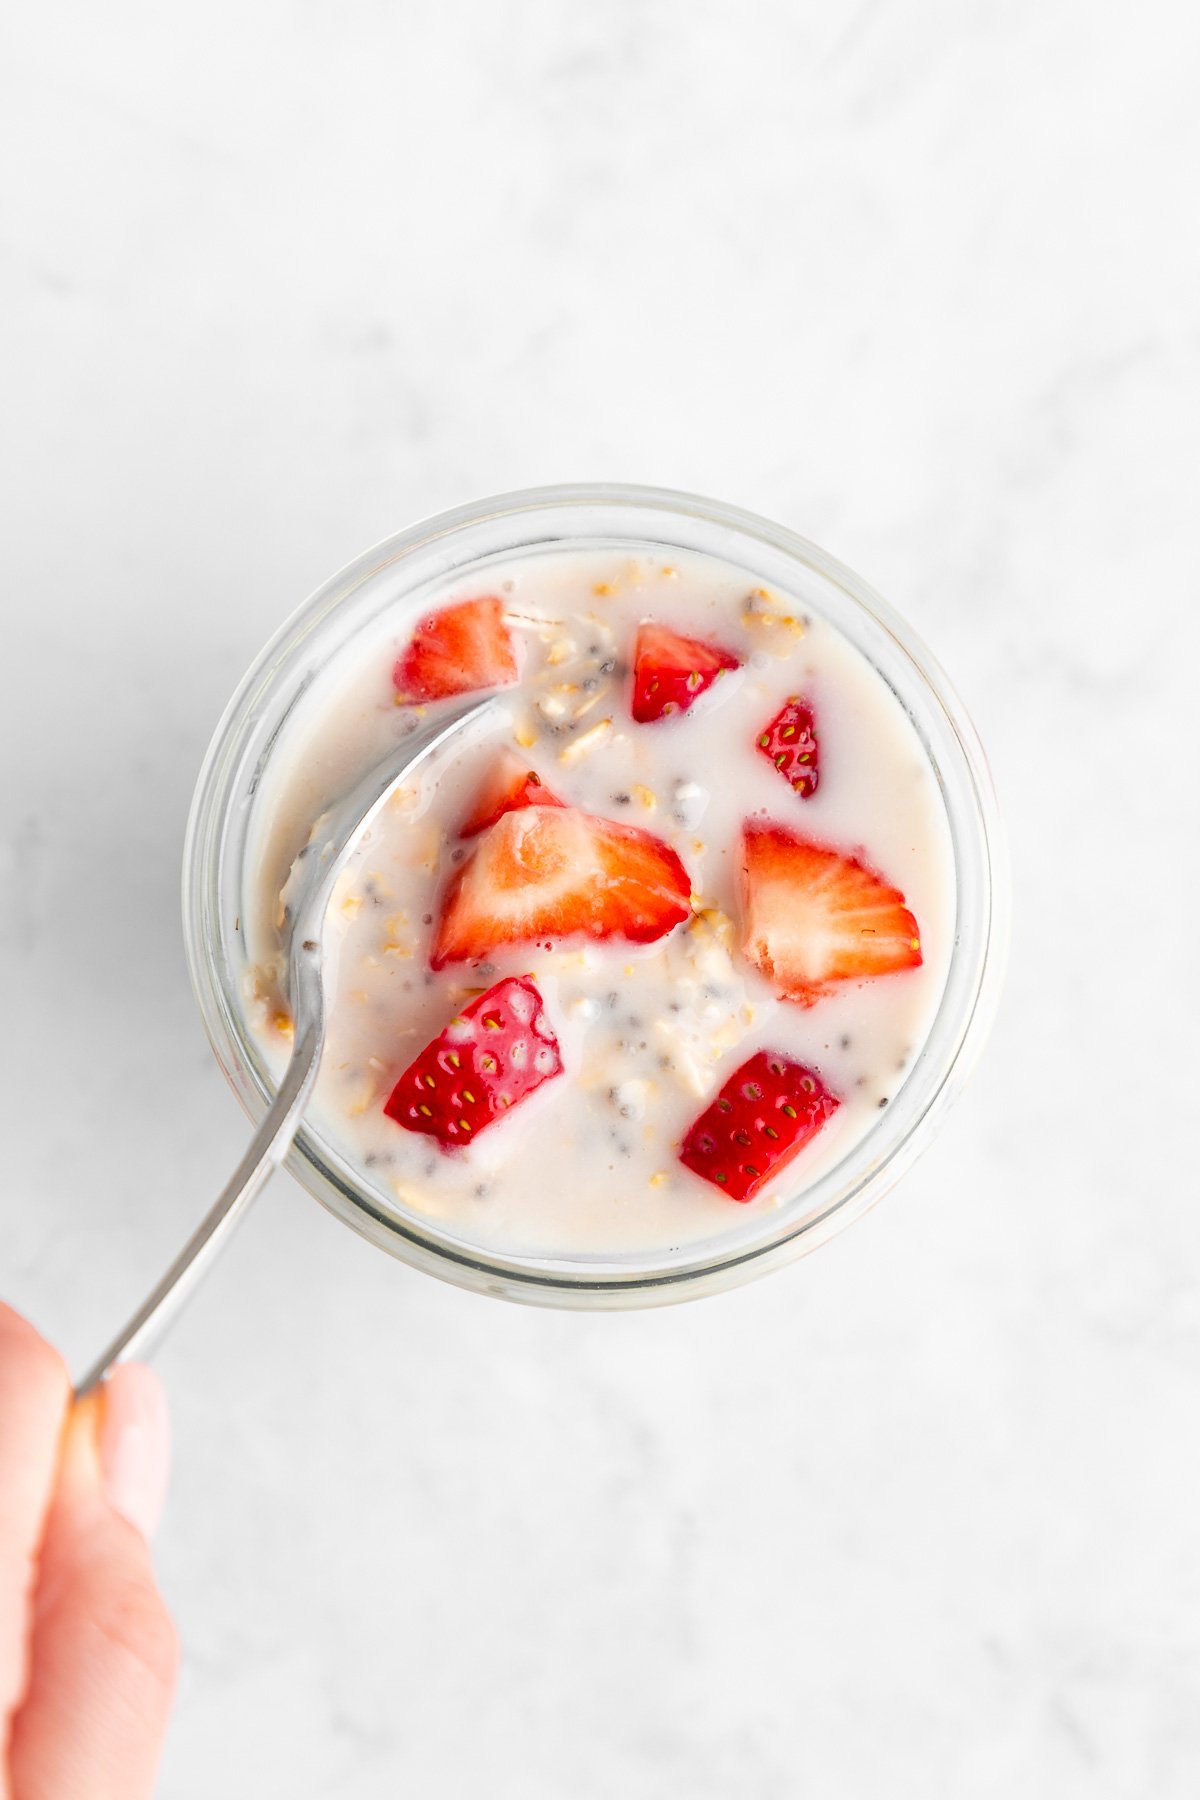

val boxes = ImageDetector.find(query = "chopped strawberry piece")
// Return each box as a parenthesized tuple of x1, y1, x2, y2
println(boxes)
(757, 697, 819, 797)
(631, 622, 740, 722)
(740, 824, 922, 1007)
(458, 747, 565, 837)
(393, 596, 519, 703)
(383, 975, 563, 1148)
(679, 1050, 839, 1202)
(433, 806, 691, 967)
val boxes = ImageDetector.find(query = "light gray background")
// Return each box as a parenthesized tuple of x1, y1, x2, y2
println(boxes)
(2, 3, 1197, 1795)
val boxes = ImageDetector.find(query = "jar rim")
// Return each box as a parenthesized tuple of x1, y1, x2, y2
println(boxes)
(181, 482, 1008, 1308)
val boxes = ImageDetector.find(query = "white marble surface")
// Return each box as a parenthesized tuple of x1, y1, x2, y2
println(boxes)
(2, 1, 1198, 1793)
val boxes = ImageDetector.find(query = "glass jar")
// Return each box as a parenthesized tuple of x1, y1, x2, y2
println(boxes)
(182, 483, 1007, 1307)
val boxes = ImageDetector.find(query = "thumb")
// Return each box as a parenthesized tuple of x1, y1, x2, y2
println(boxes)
(9, 1367, 178, 1800)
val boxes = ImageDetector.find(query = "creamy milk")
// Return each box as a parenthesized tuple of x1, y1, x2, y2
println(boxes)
(244, 548, 955, 1259)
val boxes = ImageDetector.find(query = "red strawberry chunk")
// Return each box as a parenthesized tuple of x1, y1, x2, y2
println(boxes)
(433, 805, 691, 967)
(384, 976, 563, 1148)
(631, 622, 740, 723)
(740, 824, 922, 1007)
(679, 1050, 839, 1202)
(393, 596, 519, 703)
(757, 697, 819, 797)
(459, 746, 565, 837)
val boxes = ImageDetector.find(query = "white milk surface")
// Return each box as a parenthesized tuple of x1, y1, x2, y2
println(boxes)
(244, 548, 956, 1259)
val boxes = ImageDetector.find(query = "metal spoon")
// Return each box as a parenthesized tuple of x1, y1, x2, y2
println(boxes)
(76, 696, 493, 1395)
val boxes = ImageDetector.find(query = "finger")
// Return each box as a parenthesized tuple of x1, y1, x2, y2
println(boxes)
(0, 1303, 71, 1763)
(9, 1366, 177, 1800)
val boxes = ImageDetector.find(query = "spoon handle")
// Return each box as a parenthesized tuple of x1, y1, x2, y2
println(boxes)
(75, 1020, 323, 1397)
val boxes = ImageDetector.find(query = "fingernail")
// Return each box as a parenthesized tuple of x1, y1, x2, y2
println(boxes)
(98, 1364, 171, 1541)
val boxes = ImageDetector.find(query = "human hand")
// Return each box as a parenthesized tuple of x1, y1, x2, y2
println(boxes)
(1, 1303, 177, 1799)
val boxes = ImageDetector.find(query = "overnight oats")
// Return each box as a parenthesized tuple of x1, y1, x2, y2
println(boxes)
(240, 546, 955, 1260)
(185, 486, 1004, 1302)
